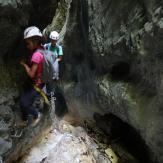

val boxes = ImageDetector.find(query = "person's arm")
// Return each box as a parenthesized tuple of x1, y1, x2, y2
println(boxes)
(20, 61, 38, 78)
(57, 45, 63, 62)
(57, 56, 63, 62)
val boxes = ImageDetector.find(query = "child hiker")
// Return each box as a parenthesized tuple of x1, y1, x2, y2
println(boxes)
(44, 31, 63, 97)
(20, 26, 44, 126)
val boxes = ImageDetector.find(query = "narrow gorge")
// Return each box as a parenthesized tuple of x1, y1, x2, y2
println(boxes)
(0, 0, 163, 163)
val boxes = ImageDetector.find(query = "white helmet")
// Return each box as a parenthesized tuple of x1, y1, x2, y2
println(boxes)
(49, 31, 59, 40)
(24, 26, 42, 39)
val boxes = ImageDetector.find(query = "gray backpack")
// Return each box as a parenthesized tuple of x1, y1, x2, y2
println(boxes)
(37, 49, 58, 83)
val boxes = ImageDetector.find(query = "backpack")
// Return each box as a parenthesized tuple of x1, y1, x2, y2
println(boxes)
(37, 49, 58, 83)
(45, 43, 60, 57)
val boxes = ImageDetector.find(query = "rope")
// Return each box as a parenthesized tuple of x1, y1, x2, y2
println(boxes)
(33, 85, 50, 105)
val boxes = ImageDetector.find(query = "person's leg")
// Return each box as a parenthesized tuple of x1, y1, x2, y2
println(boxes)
(20, 88, 39, 120)
(52, 60, 59, 80)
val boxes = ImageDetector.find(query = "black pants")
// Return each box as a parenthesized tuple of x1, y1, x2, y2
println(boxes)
(20, 88, 39, 121)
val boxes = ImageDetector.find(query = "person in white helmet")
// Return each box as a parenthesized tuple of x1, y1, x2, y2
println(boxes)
(44, 31, 63, 61)
(20, 26, 44, 126)
(44, 31, 63, 97)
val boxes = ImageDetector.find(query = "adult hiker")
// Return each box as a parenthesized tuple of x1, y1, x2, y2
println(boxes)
(20, 26, 44, 126)
(44, 31, 63, 96)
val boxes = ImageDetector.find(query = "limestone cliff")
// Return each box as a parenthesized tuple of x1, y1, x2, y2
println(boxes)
(58, 1, 163, 162)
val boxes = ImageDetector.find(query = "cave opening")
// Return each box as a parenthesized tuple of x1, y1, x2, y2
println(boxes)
(93, 113, 153, 163)
(110, 61, 130, 81)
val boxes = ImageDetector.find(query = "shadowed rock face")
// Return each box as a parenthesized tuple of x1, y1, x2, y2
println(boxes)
(94, 112, 152, 163)
(0, 0, 59, 162)
(0, 0, 163, 162)
(61, 0, 163, 162)
(89, 1, 163, 162)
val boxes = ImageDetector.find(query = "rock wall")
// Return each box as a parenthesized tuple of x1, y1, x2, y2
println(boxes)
(57, 0, 163, 162)
(0, 0, 59, 162)
(87, 1, 163, 163)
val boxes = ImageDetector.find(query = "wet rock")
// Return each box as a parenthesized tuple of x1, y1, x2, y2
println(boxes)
(57, 1, 163, 162)
(0, 0, 60, 162)
(0, 138, 12, 156)
(0, 105, 14, 124)
(0, 88, 18, 105)
(4, 109, 53, 163)
(21, 120, 111, 163)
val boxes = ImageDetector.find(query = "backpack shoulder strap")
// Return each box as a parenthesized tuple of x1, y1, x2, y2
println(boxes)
(36, 49, 45, 56)
(48, 43, 51, 51)
(44, 43, 51, 51)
